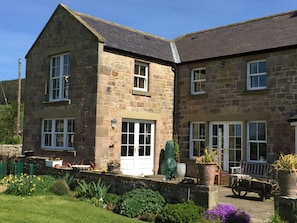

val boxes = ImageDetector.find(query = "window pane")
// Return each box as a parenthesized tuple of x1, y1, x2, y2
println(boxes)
(259, 61, 266, 73)
(259, 75, 266, 87)
(249, 123, 257, 140)
(249, 62, 257, 74)
(250, 142, 258, 160)
(139, 78, 145, 88)
(140, 66, 145, 76)
(258, 123, 266, 140)
(139, 146, 144, 156)
(250, 76, 258, 88)
(128, 146, 134, 156)
(121, 146, 127, 156)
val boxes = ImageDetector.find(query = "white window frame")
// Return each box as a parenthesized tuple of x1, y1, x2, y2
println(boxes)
(42, 118, 75, 151)
(134, 61, 148, 92)
(191, 68, 206, 95)
(189, 122, 206, 159)
(50, 53, 70, 101)
(247, 59, 266, 90)
(247, 121, 267, 162)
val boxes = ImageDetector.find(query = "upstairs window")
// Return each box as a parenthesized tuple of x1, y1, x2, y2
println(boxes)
(50, 53, 70, 101)
(247, 60, 266, 90)
(42, 118, 75, 150)
(134, 61, 148, 91)
(191, 68, 206, 94)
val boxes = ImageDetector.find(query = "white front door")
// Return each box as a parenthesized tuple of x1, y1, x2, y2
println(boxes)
(120, 120, 154, 176)
(209, 122, 242, 171)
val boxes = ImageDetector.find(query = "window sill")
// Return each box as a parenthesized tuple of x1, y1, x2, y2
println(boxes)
(42, 99, 71, 105)
(189, 93, 208, 99)
(241, 89, 269, 95)
(132, 89, 151, 97)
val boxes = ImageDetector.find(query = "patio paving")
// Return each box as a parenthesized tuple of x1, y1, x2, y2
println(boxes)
(217, 185, 274, 223)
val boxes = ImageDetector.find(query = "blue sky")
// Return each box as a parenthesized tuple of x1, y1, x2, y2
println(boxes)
(1, 0, 297, 81)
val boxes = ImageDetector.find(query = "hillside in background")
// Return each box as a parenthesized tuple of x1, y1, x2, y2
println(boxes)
(0, 79, 25, 105)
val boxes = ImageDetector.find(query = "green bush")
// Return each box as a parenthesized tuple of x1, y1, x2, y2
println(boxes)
(49, 179, 72, 196)
(115, 188, 165, 218)
(76, 178, 110, 200)
(156, 201, 205, 223)
(104, 193, 121, 211)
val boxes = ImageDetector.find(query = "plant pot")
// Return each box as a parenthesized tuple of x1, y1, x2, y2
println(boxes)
(277, 170, 297, 197)
(45, 160, 63, 168)
(197, 162, 217, 186)
(176, 162, 186, 178)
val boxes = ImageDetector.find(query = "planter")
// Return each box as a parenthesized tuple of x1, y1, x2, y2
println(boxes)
(277, 170, 297, 197)
(45, 160, 63, 168)
(176, 162, 186, 178)
(197, 162, 217, 186)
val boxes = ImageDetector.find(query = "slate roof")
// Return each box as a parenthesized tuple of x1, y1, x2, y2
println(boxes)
(175, 10, 297, 63)
(39, 5, 297, 64)
(68, 7, 175, 63)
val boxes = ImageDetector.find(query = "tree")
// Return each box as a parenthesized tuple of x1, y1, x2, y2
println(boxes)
(0, 101, 23, 144)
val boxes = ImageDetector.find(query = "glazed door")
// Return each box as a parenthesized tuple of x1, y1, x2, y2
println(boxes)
(209, 122, 242, 171)
(120, 120, 154, 176)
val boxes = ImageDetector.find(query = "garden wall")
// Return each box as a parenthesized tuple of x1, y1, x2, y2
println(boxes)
(18, 156, 218, 209)
(0, 144, 22, 157)
(275, 195, 297, 223)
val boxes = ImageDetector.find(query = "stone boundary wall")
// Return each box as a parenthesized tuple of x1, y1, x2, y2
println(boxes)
(17, 156, 218, 209)
(0, 144, 22, 157)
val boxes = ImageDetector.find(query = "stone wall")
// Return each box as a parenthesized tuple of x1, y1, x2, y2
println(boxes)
(17, 157, 218, 209)
(0, 145, 22, 157)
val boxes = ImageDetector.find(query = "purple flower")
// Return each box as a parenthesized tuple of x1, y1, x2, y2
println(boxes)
(203, 204, 251, 223)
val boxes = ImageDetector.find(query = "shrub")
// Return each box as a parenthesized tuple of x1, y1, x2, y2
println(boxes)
(49, 179, 72, 196)
(203, 204, 251, 223)
(115, 188, 165, 218)
(156, 201, 205, 223)
(59, 172, 74, 188)
(76, 178, 110, 200)
(104, 193, 121, 211)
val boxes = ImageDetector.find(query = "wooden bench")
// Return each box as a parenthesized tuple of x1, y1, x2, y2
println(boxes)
(229, 161, 274, 185)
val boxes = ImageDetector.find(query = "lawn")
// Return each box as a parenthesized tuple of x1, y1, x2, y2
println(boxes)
(0, 194, 142, 223)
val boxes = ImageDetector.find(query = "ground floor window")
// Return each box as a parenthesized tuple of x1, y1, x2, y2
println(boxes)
(247, 121, 267, 161)
(42, 118, 75, 150)
(189, 122, 205, 158)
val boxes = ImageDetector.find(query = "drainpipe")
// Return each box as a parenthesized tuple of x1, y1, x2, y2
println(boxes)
(172, 63, 178, 137)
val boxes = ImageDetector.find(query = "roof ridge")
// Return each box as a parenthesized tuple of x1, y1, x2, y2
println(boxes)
(176, 9, 297, 40)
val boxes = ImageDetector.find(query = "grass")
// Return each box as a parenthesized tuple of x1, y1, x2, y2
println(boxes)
(0, 194, 142, 223)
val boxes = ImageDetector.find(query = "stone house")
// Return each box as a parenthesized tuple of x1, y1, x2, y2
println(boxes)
(23, 4, 297, 175)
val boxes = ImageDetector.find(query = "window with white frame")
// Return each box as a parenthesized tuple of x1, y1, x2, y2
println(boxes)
(247, 60, 266, 90)
(247, 121, 266, 161)
(190, 122, 206, 158)
(134, 61, 148, 91)
(191, 68, 206, 94)
(50, 53, 70, 101)
(42, 118, 75, 150)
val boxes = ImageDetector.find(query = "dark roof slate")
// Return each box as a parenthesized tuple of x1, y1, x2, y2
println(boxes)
(175, 11, 297, 62)
(73, 11, 175, 63)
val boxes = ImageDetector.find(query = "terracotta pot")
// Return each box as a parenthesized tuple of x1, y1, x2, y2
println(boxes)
(278, 170, 297, 197)
(197, 162, 217, 186)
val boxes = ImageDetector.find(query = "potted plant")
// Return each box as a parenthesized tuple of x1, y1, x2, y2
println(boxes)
(195, 148, 217, 186)
(45, 157, 63, 168)
(174, 136, 186, 178)
(272, 153, 297, 197)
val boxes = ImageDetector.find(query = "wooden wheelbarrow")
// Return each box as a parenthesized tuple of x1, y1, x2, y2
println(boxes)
(231, 178, 273, 201)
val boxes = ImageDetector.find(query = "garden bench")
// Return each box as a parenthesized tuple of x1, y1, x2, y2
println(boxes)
(229, 161, 274, 185)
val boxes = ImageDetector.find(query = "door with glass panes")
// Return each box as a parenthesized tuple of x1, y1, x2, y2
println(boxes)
(209, 122, 242, 171)
(120, 120, 154, 176)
